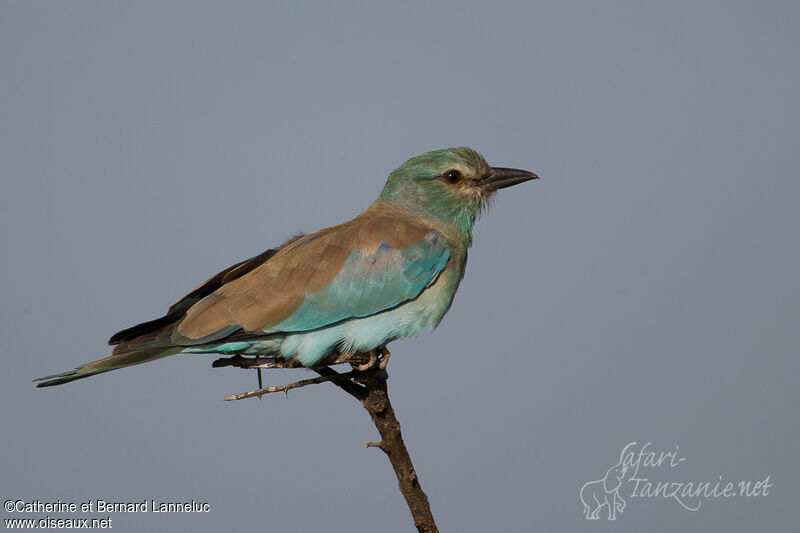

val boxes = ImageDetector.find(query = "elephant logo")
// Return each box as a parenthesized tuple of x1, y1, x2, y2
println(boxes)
(580, 449, 629, 520)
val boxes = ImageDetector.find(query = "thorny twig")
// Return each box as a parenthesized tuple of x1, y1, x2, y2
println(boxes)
(217, 354, 439, 533)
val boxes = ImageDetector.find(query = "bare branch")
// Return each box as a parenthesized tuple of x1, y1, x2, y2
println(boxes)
(223, 369, 363, 401)
(344, 370, 439, 533)
(212, 352, 373, 370)
(312, 366, 368, 400)
(216, 359, 439, 532)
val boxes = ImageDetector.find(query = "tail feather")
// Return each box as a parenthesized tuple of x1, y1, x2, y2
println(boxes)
(35, 240, 302, 388)
(34, 369, 109, 387)
(34, 345, 182, 387)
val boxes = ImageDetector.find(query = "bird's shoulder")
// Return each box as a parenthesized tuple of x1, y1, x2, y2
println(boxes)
(172, 207, 450, 340)
(279, 206, 437, 256)
(213, 208, 445, 301)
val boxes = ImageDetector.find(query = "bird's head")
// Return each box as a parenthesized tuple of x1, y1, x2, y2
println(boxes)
(376, 147, 538, 243)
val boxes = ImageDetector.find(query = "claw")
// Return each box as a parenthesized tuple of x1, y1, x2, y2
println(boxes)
(378, 347, 391, 370)
(355, 350, 378, 371)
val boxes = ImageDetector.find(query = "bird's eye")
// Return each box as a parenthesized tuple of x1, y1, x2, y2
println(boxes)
(443, 170, 462, 184)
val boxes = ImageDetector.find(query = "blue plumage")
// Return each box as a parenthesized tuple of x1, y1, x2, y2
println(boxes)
(35, 147, 537, 386)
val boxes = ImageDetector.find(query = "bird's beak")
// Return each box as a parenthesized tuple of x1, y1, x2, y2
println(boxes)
(482, 167, 539, 191)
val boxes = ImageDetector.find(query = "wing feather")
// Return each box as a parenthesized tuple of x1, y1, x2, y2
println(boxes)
(173, 212, 449, 343)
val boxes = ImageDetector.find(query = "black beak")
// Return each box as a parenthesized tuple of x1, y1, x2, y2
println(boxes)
(483, 167, 539, 191)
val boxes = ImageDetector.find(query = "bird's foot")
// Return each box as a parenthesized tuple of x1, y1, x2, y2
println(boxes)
(350, 347, 391, 371)
(354, 350, 378, 371)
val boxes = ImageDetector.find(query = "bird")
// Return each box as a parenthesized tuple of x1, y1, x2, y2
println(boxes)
(35, 147, 537, 387)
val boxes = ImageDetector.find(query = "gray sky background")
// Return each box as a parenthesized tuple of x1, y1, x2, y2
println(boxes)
(2, 2, 798, 532)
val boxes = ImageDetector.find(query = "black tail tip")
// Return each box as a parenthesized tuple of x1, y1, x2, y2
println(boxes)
(34, 371, 98, 388)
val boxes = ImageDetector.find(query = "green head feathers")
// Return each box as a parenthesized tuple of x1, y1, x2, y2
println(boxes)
(376, 147, 537, 244)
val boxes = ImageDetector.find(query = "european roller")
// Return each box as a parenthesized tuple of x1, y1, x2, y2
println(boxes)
(36, 147, 537, 387)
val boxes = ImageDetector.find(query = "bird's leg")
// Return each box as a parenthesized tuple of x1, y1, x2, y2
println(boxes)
(354, 350, 378, 371)
(250, 355, 263, 390)
(378, 346, 391, 369)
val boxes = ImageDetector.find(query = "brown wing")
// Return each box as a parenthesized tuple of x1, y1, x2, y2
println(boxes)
(107, 235, 305, 345)
(171, 207, 432, 344)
